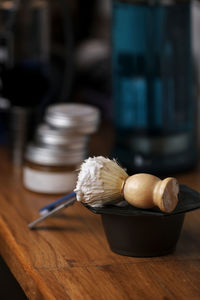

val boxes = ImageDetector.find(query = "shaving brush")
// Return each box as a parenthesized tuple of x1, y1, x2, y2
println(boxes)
(75, 156, 179, 213)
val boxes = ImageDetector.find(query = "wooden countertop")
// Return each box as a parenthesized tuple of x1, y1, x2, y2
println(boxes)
(0, 144, 200, 300)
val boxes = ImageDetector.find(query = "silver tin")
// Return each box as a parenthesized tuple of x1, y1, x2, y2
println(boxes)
(36, 124, 88, 149)
(45, 103, 100, 134)
(25, 143, 85, 166)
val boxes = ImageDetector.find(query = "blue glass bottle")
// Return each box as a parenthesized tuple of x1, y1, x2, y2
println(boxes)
(112, 0, 197, 174)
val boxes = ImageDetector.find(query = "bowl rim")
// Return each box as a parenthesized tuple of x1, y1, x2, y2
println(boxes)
(82, 184, 200, 217)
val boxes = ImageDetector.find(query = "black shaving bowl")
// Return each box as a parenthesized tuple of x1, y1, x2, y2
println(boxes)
(83, 185, 200, 257)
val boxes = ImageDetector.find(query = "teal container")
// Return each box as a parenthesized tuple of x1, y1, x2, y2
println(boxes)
(112, 0, 197, 174)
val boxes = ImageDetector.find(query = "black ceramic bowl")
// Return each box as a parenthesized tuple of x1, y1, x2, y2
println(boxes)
(83, 185, 200, 257)
(101, 212, 184, 257)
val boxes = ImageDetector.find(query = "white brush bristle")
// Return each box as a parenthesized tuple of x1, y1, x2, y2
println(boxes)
(74, 156, 128, 207)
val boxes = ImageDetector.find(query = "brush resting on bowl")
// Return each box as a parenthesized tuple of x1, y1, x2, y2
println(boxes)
(83, 185, 200, 257)
(75, 156, 179, 213)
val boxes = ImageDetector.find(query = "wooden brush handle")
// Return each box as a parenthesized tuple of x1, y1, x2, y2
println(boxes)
(123, 174, 179, 213)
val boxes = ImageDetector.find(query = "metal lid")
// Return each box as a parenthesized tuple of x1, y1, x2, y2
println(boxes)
(25, 143, 85, 166)
(36, 124, 88, 149)
(45, 103, 100, 134)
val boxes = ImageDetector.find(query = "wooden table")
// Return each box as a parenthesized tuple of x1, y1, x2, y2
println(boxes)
(0, 145, 200, 300)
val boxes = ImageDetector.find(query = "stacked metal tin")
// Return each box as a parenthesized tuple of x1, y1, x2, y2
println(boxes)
(23, 103, 100, 194)
(42, 102, 99, 155)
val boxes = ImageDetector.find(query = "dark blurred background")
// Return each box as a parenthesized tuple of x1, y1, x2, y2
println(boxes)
(3, 0, 111, 107)
(0, 0, 199, 173)
(0, 0, 112, 139)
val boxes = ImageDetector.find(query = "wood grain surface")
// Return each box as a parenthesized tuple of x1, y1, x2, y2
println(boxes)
(0, 144, 200, 300)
